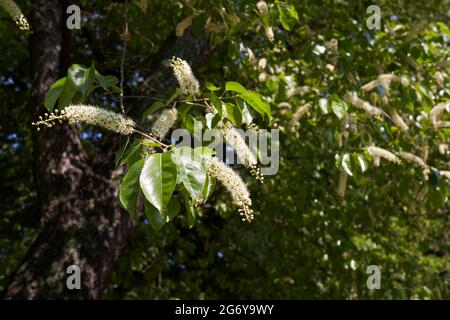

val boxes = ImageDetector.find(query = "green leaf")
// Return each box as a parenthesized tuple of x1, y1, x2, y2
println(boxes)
(239, 92, 272, 121)
(144, 197, 180, 231)
(140, 153, 177, 212)
(237, 99, 253, 124)
(44, 77, 67, 112)
(205, 113, 221, 129)
(163, 196, 181, 221)
(208, 92, 223, 117)
(68, 64, 96, 98)
(144, 201, 165, 231)
(95, 71, 119, 90)
(180, 187, 196, 227)
(119, 159, 145, 216)
(205, 81, 221, 91)
(278, 4, 299, 31)
(225, 103, 242, 126)
(225, 81, 248, 94)
(119, 140, 142, 166)
(171, 147, 207, 200)
(331, 99, 347, 120)
(142, 101, 165, 120)
(58, 79, 77, 108)
(194, 146, 216, 158)
(141, 139, 163, 148)
(202, 173, 216, 201)
(115, 136, 131, 167)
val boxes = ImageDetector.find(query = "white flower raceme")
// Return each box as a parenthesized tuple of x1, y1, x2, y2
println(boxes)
(151, 108, 178, 138)
(399, 151, 430, 179)
(286, 86, 319, 98)
(0, 0, 30, 32)
(264, 26, 274, 42)
(399, 152, 427, 168)
(367, 145, 401, 165)
(256, 1, 269, 15)
(361, 74, 409, 94)
(169, 57, 200, 96)
(220, 122, 263, 182)
(434, 71, 444, 86)
(204, 156, 254, 222)
(430, 102, 450, 128)
(441, 171, 450, 181)
(344, 92, 383, 116)
(290, 103, 311, 128)
(438, 143, 448, 155)
(337, 170, 348, 198)
(32, 104, 136, 135)
(388, 109, 409, 131)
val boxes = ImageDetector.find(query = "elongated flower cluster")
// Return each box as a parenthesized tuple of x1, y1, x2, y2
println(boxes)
(169, 57, 200, 96)
(151, 108, 178, 138)
(399, 151, 430, 179)
(344, 92, 383, 116)
(220, 122, 263, 182)
(286, 86, 319, 98)
(367, 145, 401, 165)
(399, 152, 427, 168)
(0, 0, 30, 32)
(430, 102, 450, 128)
(388, 109, 409, 131)
(289, 103, 311, 131)
(256, 1, 269, 15)
(361, 74, 409, 94)
(32, 104, 136, 135)
(337, 170, 348, 198)
(204, 156, 254, 222)
(441, 171, 450, 181)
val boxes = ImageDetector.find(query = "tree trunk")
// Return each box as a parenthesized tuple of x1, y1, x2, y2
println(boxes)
(5, 0, 134, 299)
(4, 1, 210, 299)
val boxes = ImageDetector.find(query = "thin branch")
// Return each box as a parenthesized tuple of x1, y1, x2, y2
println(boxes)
(119, 0, 129, 115)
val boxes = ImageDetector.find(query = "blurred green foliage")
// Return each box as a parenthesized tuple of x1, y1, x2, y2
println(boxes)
(0, 0, 449, 299)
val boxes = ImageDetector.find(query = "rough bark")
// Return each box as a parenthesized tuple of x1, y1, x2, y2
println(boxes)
(4, 1, 210, 299)
(5, 0, 134, 299)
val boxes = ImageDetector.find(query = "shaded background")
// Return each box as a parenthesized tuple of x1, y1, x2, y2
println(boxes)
(0, 0, 449, 299)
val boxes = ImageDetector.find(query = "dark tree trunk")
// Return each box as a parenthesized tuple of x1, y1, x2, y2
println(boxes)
(5, 0, 134, 299)
(4, 1, 210, 299)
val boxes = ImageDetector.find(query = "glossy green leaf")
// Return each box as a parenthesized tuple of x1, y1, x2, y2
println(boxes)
(140, 153, 177, 212)
(119, 159, 144, 216)
(208, 92, 223, 117)
(225, 103, 242, 126)
(239, 92, 272, 121)
(144, 201, 165, 231)
(225, 81, 248, 94)
(44, 77, 66, 112)
(171, 147, 207, 200)
(205, 81, 221, 91)
(68, 64, 96, 97)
